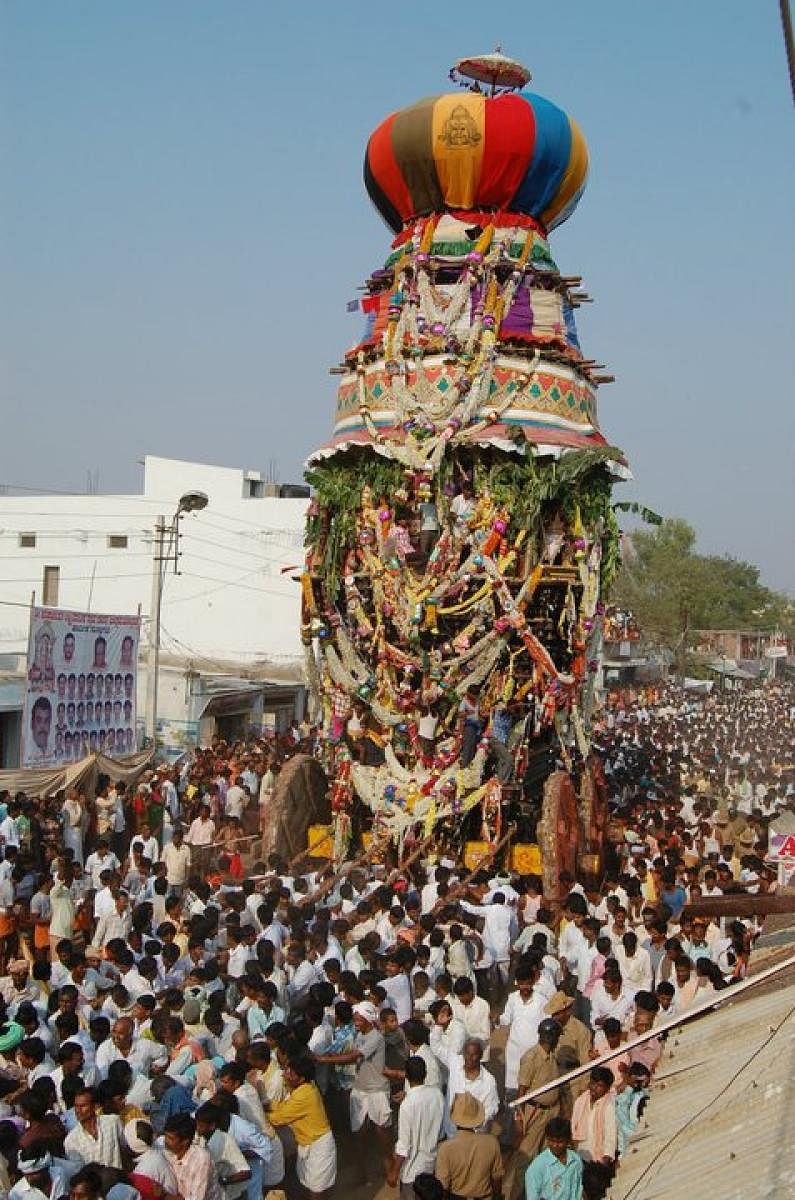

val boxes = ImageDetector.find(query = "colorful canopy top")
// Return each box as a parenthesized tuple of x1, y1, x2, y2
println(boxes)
(364, 90, 588, 235)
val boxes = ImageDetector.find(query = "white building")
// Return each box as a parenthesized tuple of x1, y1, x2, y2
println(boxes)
(0, 456, 310, 765)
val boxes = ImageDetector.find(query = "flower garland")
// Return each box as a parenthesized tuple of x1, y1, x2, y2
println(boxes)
(306, 205, 624, 853)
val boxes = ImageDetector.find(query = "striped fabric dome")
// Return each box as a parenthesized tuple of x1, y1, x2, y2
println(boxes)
(364, 90, 588, 234)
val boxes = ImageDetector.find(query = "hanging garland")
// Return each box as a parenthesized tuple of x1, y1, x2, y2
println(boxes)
(304, 208, 635, 857)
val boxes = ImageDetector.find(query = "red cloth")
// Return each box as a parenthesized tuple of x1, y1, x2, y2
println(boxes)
(129, 1174, 160, 1200)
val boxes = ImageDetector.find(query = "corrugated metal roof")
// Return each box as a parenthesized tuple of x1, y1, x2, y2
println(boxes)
(609, 972, 795, 1199)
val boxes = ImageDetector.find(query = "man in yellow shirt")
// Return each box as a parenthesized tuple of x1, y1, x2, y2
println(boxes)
(269, 1055, 336, 1195)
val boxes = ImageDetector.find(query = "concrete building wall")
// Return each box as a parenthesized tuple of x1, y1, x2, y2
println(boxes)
(0, 455, 310, 763)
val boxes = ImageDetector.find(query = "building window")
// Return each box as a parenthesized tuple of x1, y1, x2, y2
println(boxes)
(107, 535, 128, 549)
(42, 565, 60, 606)
(18, 533, 36, 548)
(245, 479, 265, 498)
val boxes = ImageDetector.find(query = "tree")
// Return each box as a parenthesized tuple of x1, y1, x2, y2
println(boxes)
(612, 519, 789, 672)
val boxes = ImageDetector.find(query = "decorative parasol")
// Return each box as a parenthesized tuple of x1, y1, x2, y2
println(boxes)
(450, 47, 532, 95)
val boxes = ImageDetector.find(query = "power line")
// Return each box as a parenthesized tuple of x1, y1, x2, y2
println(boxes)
(159, 624, 301, 670)
(0, 482, 98, 496)
(781, 0, 795, 106)
(178, 530, 302, 565)
(193, 508, 308, 534)
(0, 508, 160, 518)
(0, 508, 306, 535)
(0, 571, 153, 584)
(0, 504, 292, 523)
(0, 528, 302, 563)
(156, 568, 264, 606)
(170, 570, 301, 599)
(0, 551, 150, 560)
(0, 529, 153, 539)
(176, 553, 302, 582)
(0, 566, 298, 599)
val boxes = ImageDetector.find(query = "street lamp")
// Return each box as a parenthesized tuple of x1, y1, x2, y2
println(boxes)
(177, 490, 209, 515)
(145, 491, 209, 746)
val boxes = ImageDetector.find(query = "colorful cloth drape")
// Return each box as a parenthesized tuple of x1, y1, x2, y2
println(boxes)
(365, 91, 588, 233)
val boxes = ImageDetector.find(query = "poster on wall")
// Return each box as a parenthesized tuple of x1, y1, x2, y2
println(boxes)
(156, 717, 200, 763)
(22, 607, 141, 767)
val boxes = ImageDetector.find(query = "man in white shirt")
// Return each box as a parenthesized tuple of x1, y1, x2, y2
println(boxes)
(227, 929, 254, 980)
(130, 824, 159, 865)
(84, 842, 120, 891)
(162, 828, 192, 893)
(11, 1152, 74, 1200)
(108, 784, 127, 861)
(0, 807, 21, 853)
(160, 771, 181, 823)
(186, 806, 215, 875)
(450, 977, 491, 1061)
(93, 872, 117, 920)
(218, 1062, 270, 1132)
(460, 891, 514, 985)
(420, 870, 443, 915)
(224, 783, 247, 821)
(589, 967, 635, 1030)
(614, 932, 653, 993)
(381, 958, 413, 1026)
(0, 847, 18, 885)
(116, 953, 152, 1002)
(95, 1016, 165, 1079)
(285, 943, 319, 1007)
(443, 1040, 500, 1135)
(92, 892, 132, 950)
(428, 1001, 466, 1085)
(389, 1057, 445, 1192)
(0, 961, 42, 1015)
(259, 766, 275, 808)
(64, 1088, 126, 1168)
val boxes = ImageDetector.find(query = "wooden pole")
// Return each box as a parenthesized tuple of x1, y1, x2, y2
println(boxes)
(682, 893, 795, 920)
(386, 833, 437, 885)
(287, 829, 336, 870)
(435, 824, 516, 911)
(298, 848, 373, 909)
(300, 828, 441, 909)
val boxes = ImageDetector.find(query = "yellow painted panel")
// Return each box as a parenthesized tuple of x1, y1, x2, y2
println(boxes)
(511, 843, 542, 875)
(306, 824, 334, 859)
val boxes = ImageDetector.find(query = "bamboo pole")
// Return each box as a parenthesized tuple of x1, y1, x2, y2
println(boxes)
(297, 848, 373, 909)
(386, 832, 437, 885)
(210, 833, 261, 850)
(287, 828, 335, 870)
(434, 824, 516, 912)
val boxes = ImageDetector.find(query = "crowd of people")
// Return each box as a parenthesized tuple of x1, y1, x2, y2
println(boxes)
(0, 679, 789, 1200)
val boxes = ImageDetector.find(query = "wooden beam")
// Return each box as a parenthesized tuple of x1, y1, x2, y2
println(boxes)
(683, 894, 795, 920)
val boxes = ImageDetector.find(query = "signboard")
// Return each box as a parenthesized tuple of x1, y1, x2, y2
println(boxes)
(155, 717, 200, 763)
(768, 832, 795, 861)
(764, 645, 787, 659)
(22, 607, 140, 767)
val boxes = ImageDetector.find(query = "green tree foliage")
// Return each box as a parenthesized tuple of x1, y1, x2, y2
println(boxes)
(613, 518, 792, 664)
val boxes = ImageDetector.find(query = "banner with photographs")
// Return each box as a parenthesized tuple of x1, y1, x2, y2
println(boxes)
(22, 607, 141, 767)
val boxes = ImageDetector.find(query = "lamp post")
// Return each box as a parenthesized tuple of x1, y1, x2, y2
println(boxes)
(145, 490, 209, 747)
